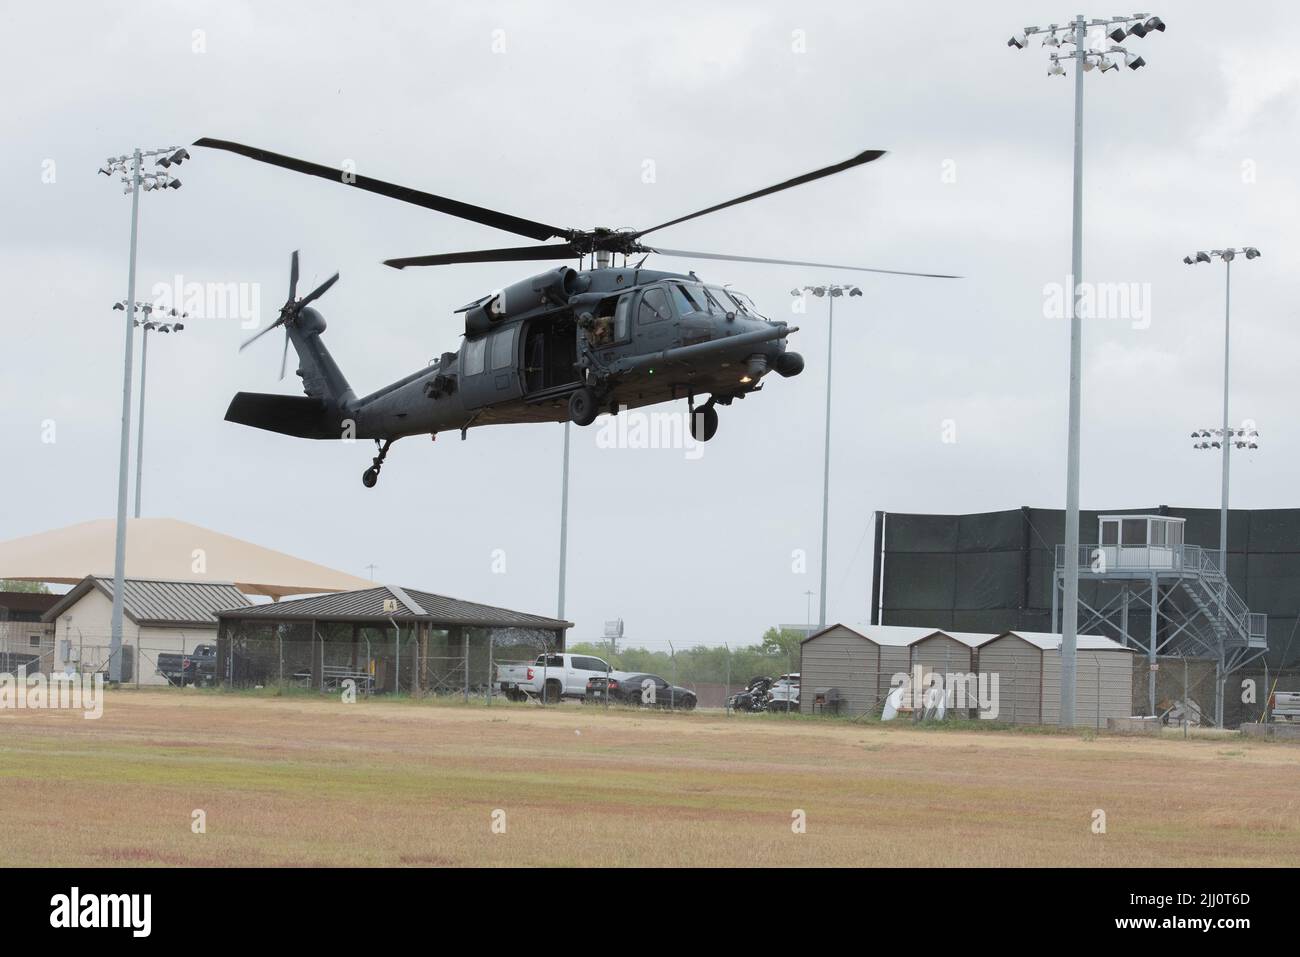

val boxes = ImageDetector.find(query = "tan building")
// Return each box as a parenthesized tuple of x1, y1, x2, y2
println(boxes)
(799, 624, 983, 717)
(42, 577, 249, 685)
(0, 517, 371, 599)
(975, 631, 1134, 727)
(800, 623, 1134, 725)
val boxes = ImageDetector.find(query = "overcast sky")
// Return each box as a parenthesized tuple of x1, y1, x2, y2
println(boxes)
(2, 0, 1297, 650)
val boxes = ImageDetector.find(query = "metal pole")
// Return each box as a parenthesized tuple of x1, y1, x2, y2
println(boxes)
(1219, 257, 1232, 585)
(133, 325, 149, 518)
(724, 642, 731, 713)
(110, 148, 142, 684)
(557, 422, 571, 619)
(1059, 13, 1087, 727)
(1148, 574, 1158, 715)
(669, 640, 676, 710)
(1183, 656, 1189, 737)
(817, 292, 834, 630)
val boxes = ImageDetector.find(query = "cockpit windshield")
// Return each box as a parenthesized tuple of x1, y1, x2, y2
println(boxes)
(671, 281, 766, 320)
(726, 289, 766, 319)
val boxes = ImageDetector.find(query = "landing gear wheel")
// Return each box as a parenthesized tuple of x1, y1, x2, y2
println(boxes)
(569, 387, 598, 426)
(361, 439, 393, 488)
(690, 404, 719, 442)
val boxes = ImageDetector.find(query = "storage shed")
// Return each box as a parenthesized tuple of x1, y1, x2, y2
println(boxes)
(799, 624, 988, 717)
(975, 631, 1134, 727)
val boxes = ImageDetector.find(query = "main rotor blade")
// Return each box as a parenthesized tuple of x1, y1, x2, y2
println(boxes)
(194, 138, 567, 243)
(383, 242, 578, 270)
(646, 246, 961, 279)
(635, 149, 887, 238)
(289, 250, 299, 303)
(239, 320, 283, 352)
(297, 272, 339, 308)
(279, 329, 290, 381)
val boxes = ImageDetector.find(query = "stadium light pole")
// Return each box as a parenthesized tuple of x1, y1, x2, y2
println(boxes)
(557, 422, 571, 620)
(791, 283, 863, 631)
(98, 146, 188, 682)
(115, 301, 189, 518)
(1184, 247, 1262, 583)
(1006, 12, 1165, 725)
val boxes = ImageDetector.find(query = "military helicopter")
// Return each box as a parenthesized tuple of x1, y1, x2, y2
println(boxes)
(197, 138, 954, 487)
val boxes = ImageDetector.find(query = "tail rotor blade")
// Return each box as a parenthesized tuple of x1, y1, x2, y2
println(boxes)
(279, 328, 290, 380)
(298, 272, 339, 309)
(289, 250, 300, 303)
(239, 320, 282, 352)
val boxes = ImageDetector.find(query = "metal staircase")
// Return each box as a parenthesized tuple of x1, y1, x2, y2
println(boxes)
(1054, 538, 1269, 726)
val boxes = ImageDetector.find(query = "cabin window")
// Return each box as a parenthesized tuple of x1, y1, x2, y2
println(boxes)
(1121, 519, 1146, 546)
(613, 295, 631, 341)
(462, 337, 486, 376)
(638, 287, 671, 324)
(490, 326, 516, 371)
(1101, 520, 1118, 545)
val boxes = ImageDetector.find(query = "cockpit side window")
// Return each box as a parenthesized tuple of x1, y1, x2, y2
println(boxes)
(638, 287, 672, 324)
(670, 283, 703, 315)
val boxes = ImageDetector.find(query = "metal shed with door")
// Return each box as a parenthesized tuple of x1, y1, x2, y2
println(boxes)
(974, 631, 1134, 726)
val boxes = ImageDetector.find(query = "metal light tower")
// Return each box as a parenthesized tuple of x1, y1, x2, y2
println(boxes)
(1006, 13, 1165, 725)
(791, 283, 862, 630)
(98, 146, 188, 682)
(557, 421, 572, 620)
(1185, 247, 1262, 584)
(113, 301, 189, 518)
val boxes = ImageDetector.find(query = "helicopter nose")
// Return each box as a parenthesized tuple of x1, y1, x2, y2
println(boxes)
(774, 351, 804, 377)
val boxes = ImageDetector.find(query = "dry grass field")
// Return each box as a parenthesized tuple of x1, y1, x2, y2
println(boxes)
(1, 689, 1297, 867)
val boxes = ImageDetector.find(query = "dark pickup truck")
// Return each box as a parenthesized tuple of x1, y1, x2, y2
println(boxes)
(156, 643, 218, 687)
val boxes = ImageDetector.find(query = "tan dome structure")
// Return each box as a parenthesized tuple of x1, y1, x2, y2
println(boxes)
(0, 518, 371, 600)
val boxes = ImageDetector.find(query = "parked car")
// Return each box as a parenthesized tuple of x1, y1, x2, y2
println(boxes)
(766, 673, 800, 713)
(587, 673, 696, 710)
(496, 653, 624, 703)
(156, 643, 218, 687)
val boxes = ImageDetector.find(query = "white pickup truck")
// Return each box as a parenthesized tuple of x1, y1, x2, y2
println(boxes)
(496, 653, 623, 703)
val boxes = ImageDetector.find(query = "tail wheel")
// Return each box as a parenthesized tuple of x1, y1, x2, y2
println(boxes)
(691, 405, 719, 442)
(569, 387, 598, 426)
(544, 680, 563, 704)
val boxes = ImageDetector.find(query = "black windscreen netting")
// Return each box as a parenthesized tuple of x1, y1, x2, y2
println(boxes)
(953, 551, 1020, 610)
(879, 507, 1300, 665)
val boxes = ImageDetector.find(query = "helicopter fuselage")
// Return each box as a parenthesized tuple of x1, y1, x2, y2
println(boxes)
(346, 265, 802, 441)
